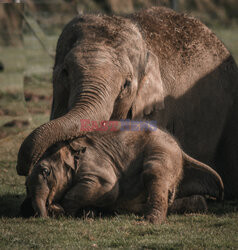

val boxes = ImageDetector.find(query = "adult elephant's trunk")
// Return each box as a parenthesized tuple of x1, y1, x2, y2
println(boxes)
(16, 85, 114, 176)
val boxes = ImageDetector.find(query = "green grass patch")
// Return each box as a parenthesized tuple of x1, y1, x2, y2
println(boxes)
(0, 208, 238, 249)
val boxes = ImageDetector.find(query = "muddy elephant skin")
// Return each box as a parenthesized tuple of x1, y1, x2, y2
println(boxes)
(16, 7, 238, 199)
(22, 123, 223, 223)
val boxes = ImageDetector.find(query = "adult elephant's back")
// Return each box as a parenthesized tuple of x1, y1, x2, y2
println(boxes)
(130, 7, 238, 199)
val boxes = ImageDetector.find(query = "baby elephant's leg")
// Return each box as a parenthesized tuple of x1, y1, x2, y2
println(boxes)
(61, 181, 99, 216)
(142, 162, 171, 224)
(61, 176, 118, 217)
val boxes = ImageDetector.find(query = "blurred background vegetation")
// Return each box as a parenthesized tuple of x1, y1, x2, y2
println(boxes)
(0, 0, 237, 141)
(0, 0, 237, 174)
(1, 0, 238, 46)
(0, 1, 237, 248)
(0, 0, 238, 176)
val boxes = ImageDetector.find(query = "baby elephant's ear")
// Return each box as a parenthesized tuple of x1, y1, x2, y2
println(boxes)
(61, 147, 75, 170)
(65, 139, 87, 170)
(68, 136, 85, 151)
(68, 137, 87, 154)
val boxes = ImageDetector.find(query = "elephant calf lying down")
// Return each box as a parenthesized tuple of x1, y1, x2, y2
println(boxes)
(21, 123, 223, 223)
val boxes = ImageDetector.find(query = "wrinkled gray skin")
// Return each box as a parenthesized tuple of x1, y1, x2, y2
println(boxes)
(17, 7, 238, 199)
(23, 124, 223, 223)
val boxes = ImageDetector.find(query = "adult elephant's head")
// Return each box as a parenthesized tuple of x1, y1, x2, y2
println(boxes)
(16, 14, 164, 176)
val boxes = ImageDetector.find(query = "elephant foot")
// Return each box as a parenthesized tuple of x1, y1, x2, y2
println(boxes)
(48, 203, 65, 217)
(145, 208, 166, 224)
(76, 206, 99, 219)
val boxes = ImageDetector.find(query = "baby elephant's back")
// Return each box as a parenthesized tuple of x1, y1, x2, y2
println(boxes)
(145, 128, 183, 160)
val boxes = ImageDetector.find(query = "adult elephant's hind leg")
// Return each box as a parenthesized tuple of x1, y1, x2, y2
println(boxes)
(215, 98, 238, 199)
(169, 195, 208, 214)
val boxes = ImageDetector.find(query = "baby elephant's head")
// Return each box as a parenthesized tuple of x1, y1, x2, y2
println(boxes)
(22, 141, 84, 217)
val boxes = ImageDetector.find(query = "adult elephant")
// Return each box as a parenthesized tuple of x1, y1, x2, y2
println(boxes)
(17, 7, 238, 199)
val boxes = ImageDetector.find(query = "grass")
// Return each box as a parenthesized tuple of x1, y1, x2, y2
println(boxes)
(0, 204, 238, 248)
(0, 22, 238, 249)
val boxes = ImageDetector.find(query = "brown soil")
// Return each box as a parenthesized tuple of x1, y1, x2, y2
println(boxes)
(24, 91, 52, 102)
(0, 130, 7, 139)
(27, 107, 51, 115)
(0, 108, 10, 116)
(0, 119, 30, 139)
(3, 119, 30, 128)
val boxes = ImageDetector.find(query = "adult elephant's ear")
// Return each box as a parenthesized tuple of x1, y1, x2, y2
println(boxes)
(132, 51, 165, 119)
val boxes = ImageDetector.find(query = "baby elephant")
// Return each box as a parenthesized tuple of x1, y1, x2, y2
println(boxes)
(21, 123, 223, 223)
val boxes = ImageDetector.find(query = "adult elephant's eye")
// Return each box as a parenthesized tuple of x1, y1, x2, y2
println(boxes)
(124, 80, 131, 89)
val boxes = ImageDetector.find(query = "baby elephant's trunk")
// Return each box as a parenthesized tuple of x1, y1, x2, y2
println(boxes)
(27, 171, 50, 217)
(31, 184, 50, 217)
(33, 197, 48, 217)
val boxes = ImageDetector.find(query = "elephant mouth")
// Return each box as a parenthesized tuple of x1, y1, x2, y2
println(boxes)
(46, 199, 50, 207)
(126, 107, 133, 120)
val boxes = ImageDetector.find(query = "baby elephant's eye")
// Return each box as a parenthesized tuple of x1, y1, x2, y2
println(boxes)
(81, 147, 86, 153)
(123, 80, 131, 89)
(42, 168, 50, 177)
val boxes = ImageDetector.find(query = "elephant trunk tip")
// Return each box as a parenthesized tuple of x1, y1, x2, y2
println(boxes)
(16, 163, 26, 176)
(32, 194, 49, 218)
(16, 160, 34, 176)
(35, 206, 48, 218)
